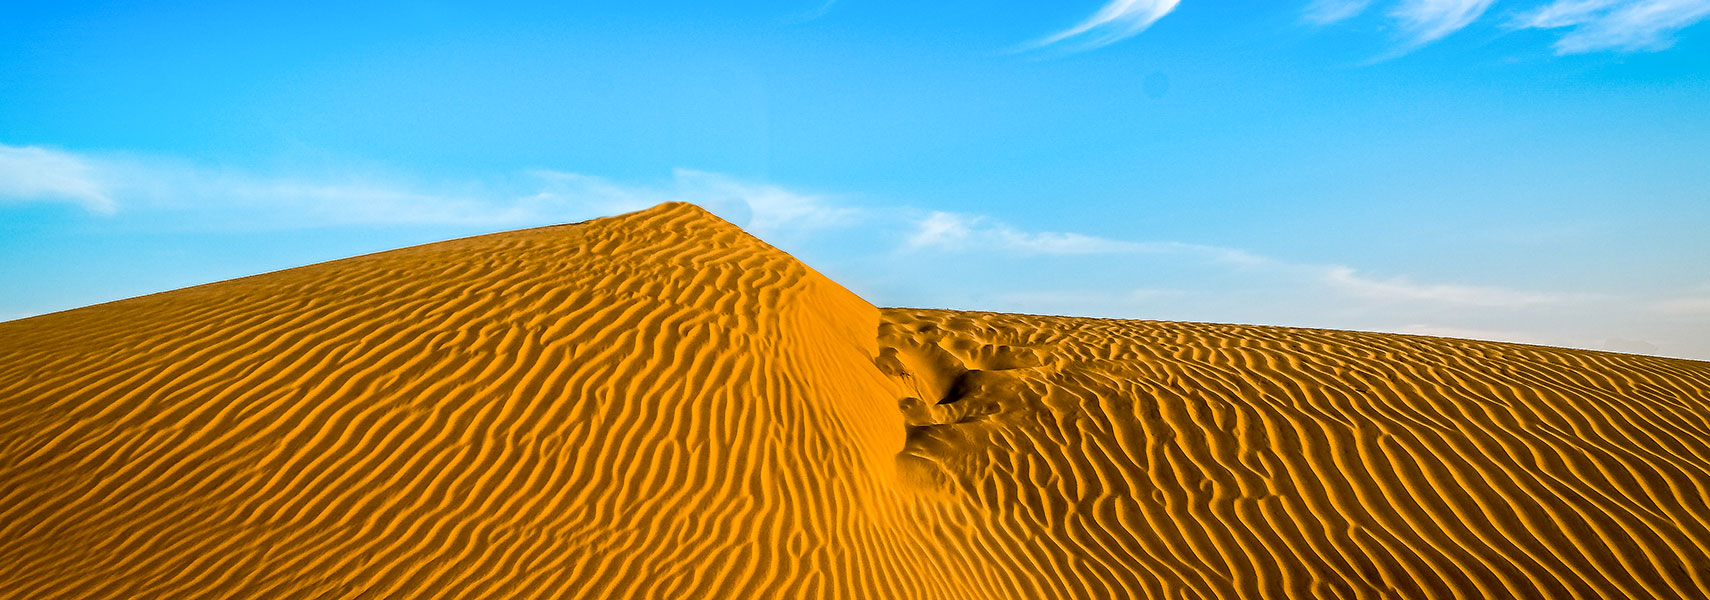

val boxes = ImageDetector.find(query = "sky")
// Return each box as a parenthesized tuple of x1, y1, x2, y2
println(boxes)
(3, 0, 1708, 359)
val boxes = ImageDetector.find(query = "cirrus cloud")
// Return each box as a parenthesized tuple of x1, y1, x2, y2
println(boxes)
(1513, 0, 1710, 53)
(1391, 0, 1499, 44)
(1029, 0, 1183, 51)
(0, 142, 851, 236)
(1298, 0, 1709, 55)
(0, 144, 115, 214)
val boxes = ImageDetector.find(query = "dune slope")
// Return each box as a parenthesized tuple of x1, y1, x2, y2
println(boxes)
(878, 309, 1710, 599)
(3, 202, 1709, 599)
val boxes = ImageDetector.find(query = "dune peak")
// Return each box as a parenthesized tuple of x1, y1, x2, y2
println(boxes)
(3, 202, 1710, 599)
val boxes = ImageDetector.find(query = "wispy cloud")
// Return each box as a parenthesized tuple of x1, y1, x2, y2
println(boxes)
(1513, 0, 1710, 53)
(1307, 0, 1709, 55)
(1029, 0, 1183, 50)
(785, 0, 839, 24)
(902, 210, 1282, 262)
(1322, 265, 1589, 307)
(1, 142, 527, 226)
(884, 209, 1707, 356)
(1305, 0, 1377, 24)
(1520, 0, 1627, 27)
(0, 144, 115, 214)
(7, 143, 1705, 359)
(531, 169, 857, 237)
(1390, 0, 1498, 44)
(903, 211, 1585, 308)
(902, 211, 1285, 264)
(0, 143, 848, 235)
(904, 211, 1144, 254)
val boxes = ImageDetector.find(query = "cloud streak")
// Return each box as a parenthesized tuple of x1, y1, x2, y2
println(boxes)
(1390, 0, 1498, 44)
(1030, 0, 1182, 50)
(901, 211, 1581, 308)
(1305, 0, 1377, 24)
(529, 169, 857, 237)
(902, 211, 1278, 264)
(1300, 0, 1708, 56)
(1025, 0, 1707, 56)
(1322, 265, 1588, 307)
(0, 144, 116, 214)
(892, 210, 1710, 356)
(904, 211, 1145, 254)
(884, 210, 1707, 356)
(1513, 0, 1710, 53)
(0, 143, 849, 235)
(5, 142, 1705, 359)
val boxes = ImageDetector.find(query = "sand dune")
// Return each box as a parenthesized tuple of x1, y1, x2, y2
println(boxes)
(3, 202, 1708, 599)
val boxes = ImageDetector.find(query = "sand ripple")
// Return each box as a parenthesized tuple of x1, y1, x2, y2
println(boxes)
(2, 203, 1707, 599)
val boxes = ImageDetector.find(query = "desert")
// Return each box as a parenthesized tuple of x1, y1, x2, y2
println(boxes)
(2, 202, 1707, 599)
(9, 0, 1710, 597)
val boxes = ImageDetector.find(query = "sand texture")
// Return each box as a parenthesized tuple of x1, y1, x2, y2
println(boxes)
(3, 202, 1709, 599)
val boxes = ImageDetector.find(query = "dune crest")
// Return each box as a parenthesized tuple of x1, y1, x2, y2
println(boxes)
(4, 202, 1709, 599)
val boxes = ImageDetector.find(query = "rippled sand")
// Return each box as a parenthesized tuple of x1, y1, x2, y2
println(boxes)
(3, 202, 1707, 599)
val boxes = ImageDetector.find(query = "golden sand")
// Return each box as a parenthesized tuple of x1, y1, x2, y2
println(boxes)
(2, 202, 1708, 598)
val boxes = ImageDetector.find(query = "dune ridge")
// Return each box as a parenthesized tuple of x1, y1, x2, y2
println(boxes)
(2, 202, 1709, 599)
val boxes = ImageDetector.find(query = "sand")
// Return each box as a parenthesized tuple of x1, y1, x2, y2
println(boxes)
(2, 201, 1708, 599)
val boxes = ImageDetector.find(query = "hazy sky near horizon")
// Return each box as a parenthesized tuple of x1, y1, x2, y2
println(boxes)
(4, 0, 1709, 359)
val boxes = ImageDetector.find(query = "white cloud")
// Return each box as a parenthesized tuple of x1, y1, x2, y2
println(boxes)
(1323, 265, 1584, 307)
(883, 210, 1710, 356)
(905, 211, 975, 250)
(1513, 0, 1710, 53)
(901, 211, 1284, 267)
(1305, 0, 1376, 24)
(0, 144, 115, 214)
(0, 143, 850, 235)
(1302, 0, 1707, 55)
(2, 142, 538, 226)
(1031, 0, 1183, 50)
(1516, 0, 1626, 27)
(527, 169, 857, 237)
(1390, 0, 1498, 44)
(8, 143, 1706, 360)
(993, 228, 1148, 255)
(903, 211, 1152, 254)
(902, 211, 1590, 309)
(681, 170, 858, 235)
(793, 0, 838, 22)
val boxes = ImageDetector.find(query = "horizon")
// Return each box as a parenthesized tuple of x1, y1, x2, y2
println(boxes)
(4, 0, 1708, 360)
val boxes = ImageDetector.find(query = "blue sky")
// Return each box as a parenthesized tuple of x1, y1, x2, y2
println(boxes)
(4, 0, 1709, 359)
